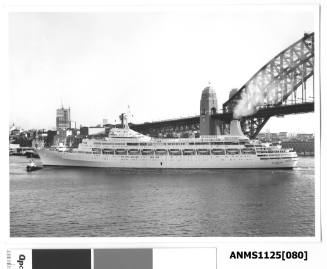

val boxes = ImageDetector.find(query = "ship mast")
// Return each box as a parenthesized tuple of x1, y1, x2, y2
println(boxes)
(119, 113, 129, 129)
(119, 106, 133, 129)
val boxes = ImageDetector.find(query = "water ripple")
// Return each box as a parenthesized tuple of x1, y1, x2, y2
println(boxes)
(10, 156, 315, 237)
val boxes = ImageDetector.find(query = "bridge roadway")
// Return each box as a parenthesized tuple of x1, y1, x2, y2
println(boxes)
(130, 102, 314, 132)
(130, 115, 199, 130)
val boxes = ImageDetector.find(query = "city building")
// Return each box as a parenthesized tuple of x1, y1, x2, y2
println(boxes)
(9, 123, 22, 136)
(279, 132, 288, 141)
(56, 106, 71, 130)
(257, 133, 267, 141)
(296, 133, 314, 141)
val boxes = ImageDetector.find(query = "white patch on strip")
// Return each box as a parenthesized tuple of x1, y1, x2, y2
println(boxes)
(153, 248, 216, 269)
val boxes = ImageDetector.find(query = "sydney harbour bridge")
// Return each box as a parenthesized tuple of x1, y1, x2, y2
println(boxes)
(129, 33, 314, 139)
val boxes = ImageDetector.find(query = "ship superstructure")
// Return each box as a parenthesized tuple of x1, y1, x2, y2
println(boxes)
(37, 114, 298, 169)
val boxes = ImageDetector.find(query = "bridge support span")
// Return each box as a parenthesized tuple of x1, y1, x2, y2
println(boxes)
(130, 33, 314, 139)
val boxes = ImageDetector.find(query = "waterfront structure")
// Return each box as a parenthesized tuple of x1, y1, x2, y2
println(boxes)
(279, 132, 288, 141)
(9, 123, 22, 136)
(282, 140, 314, 156)
(56, 106, 71, 130)
(296, 133, 314, 141)
(37, 114, 298, 169)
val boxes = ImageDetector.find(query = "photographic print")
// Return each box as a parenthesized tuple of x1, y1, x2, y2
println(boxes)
(9, 6, 318, 237)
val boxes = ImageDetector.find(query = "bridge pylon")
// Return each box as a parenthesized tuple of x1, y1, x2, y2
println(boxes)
(200, 84, 222, 135)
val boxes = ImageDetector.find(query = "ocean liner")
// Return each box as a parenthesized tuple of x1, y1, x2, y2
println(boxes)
(37, 114, 298, 169)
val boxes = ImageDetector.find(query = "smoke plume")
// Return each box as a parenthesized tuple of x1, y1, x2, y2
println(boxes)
(233, 76, 283, 119)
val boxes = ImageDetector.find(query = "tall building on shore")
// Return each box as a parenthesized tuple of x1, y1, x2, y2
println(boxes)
(56, 106, 71, 130)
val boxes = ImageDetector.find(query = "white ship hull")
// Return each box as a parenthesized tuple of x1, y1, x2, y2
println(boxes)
(37, 149, 298, 169)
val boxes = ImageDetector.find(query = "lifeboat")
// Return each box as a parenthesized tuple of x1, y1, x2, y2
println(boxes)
(102, 149, 114, 155)
(115, 149, 127, 155)
(92, 148, 102, 154)
(128, 149, 140, 155)
(182, 149, 195, 155)
(226, 149, 240, 155)
(197, 149, 210, 155)
(155, 149, 168, 155)
(141, 149, 154, 155)
(241, 148, 256, 154)
(169, 149, 182, 155)
(211, 149, 225, 155)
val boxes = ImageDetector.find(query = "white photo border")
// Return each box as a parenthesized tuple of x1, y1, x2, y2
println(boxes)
(1, 2, 323, 252)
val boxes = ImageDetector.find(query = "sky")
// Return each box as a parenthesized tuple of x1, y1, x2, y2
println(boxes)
(9, 7, 316, 133)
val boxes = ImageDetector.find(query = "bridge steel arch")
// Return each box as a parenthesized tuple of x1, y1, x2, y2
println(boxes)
(223, 33, 314, 138)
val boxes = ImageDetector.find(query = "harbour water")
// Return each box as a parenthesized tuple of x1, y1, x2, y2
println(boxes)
(10, 156, 315, 237)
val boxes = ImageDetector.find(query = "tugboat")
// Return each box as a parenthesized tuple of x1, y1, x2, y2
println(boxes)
(26, 159, 42, 172)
